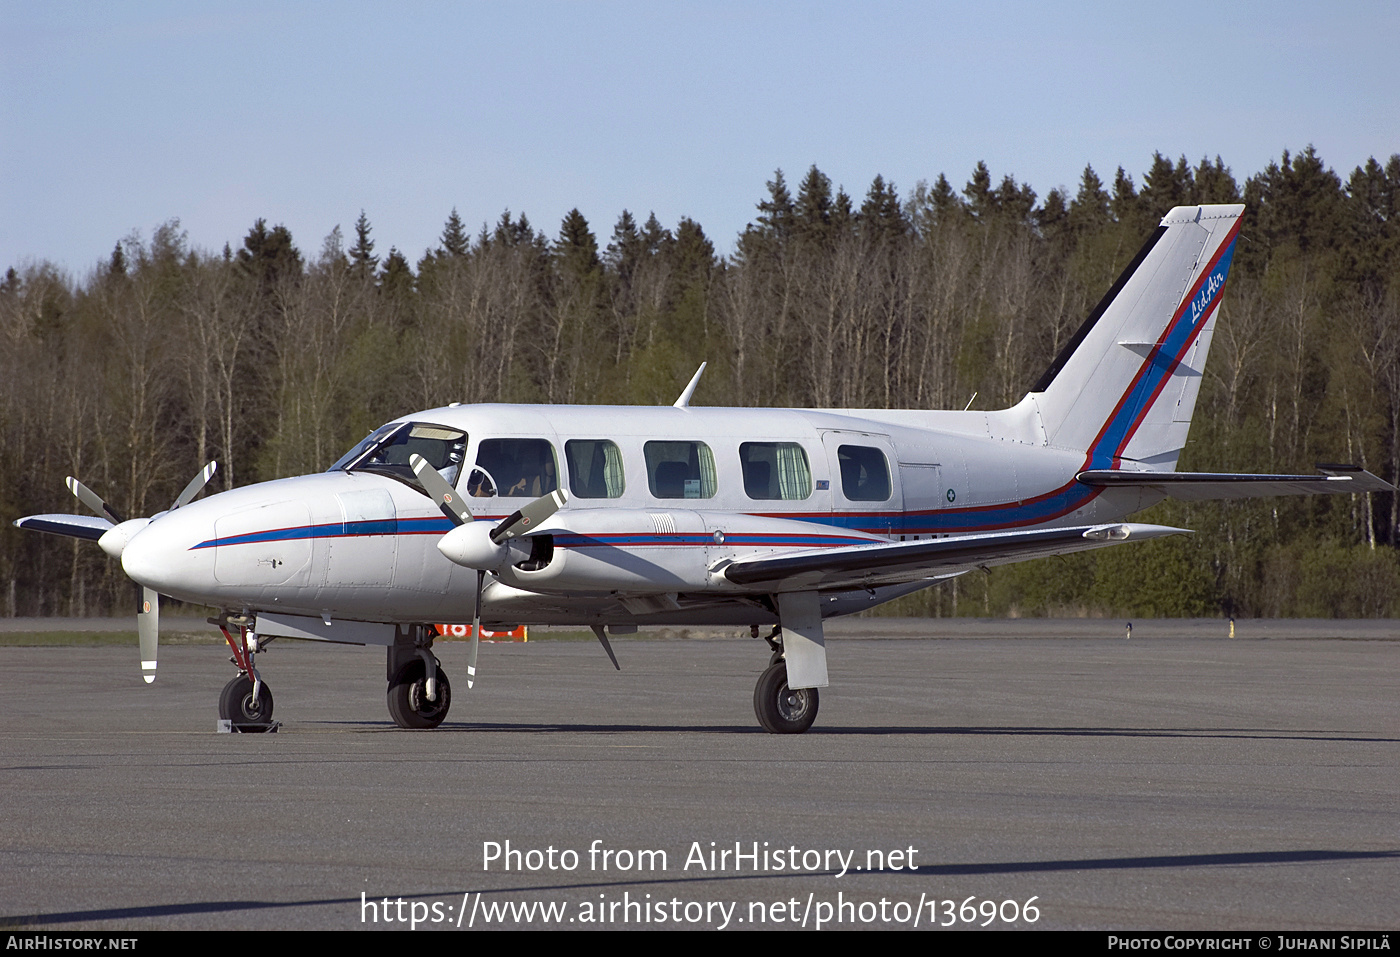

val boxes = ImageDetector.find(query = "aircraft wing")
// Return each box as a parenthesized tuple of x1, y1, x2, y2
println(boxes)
(1076, 465, 1395, 502)
(13, 513, 114, 542)
(720, 522, 1186, 591)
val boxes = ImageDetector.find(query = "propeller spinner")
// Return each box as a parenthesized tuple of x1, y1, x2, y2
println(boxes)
(68, 462, 218, 683)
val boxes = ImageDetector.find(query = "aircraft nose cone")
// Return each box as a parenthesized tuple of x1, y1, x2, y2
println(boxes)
(121, 513, 204, 597)
(120, 524, 169, 591)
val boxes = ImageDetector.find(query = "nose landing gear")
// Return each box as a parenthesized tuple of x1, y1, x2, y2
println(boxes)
(214, 615, 277, 731)
(219, 674, 274, 723)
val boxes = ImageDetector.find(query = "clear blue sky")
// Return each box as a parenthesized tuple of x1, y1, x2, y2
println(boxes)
(3, 0, 1396, 276)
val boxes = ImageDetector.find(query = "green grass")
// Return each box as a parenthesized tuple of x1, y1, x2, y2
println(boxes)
(0, 631, 222, 647)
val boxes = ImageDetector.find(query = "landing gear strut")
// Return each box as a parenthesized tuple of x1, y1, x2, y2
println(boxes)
(751, 624, 819, 734)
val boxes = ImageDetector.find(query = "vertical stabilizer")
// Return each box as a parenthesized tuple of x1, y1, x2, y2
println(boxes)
(1029, 204, 1243, 471)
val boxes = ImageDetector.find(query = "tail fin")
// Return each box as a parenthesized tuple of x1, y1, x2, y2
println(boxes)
(1029, 204, 1243, 471)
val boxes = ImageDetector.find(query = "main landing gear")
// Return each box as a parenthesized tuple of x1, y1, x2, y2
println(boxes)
(214, 615, 276, 730)
(386, 627, 452, 730)
(751, 625, 819, 734)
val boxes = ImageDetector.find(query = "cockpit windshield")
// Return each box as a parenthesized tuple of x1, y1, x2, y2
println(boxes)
(330, 422, 467, 486)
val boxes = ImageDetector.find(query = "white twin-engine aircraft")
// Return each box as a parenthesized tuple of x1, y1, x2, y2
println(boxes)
(16, 204, 1394, 733)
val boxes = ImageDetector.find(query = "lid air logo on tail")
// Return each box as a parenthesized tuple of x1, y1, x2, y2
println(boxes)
(1189, 234, 1237, 327)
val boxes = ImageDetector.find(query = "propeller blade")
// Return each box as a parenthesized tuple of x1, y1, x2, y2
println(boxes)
(490, 489, 567, 544)
(468, 569, 484, 689)
(172, 461, 218, 509)
(410, 453, 473, 526)
(138, 587, 158, 684)
(67, 476, 124, 524)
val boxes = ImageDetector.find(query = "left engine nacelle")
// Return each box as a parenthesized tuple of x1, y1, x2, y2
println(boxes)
(494, 508, 883, 595)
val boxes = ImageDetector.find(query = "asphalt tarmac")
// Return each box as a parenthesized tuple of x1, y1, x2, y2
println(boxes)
(1, 621, 1396, 931)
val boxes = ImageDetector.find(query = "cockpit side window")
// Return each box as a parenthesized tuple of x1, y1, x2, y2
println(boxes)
(329, 423, 403, 472)
(335, 423, 467, 486)
(565, 439, 625, 498)
(474, 438, 559, 498)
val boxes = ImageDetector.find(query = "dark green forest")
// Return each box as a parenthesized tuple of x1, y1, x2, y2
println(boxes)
(3, 148, 1398, 619)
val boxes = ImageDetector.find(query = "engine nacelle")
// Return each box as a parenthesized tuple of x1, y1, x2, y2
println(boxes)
(496, 508, 883, 594)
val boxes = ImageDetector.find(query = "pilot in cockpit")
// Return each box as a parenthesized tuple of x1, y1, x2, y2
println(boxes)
(467, 469, 495, 497)
(471, 438, 558, 498)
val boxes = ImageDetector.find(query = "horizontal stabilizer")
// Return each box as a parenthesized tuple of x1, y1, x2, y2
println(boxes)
(722, 523, 1186, 590)
(13, 513, 114, 541)
(1076, 466, 1395, 502)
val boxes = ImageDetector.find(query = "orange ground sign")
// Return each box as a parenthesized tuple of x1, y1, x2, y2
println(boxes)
(434, 624, 528, 641)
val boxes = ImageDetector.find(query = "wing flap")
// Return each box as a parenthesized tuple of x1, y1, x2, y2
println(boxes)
(1077, 466, 1395, 502)
(14, 513, 114, 542)
(722, 523, 1186, 590)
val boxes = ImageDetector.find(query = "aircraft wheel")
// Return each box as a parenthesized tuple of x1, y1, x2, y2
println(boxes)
(753, 661, 818, 734)
(387, 660, 452, 730)
(219, 675, 274, 723)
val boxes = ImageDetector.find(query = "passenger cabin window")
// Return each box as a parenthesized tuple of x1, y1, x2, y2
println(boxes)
(332, 423, 467, 485)
(837, 445, 891, 501)
(740, 442, 812, 500)
(644, 441, 716, 499)
(473, 438, 559, 498)
(565, 439, 625, 498)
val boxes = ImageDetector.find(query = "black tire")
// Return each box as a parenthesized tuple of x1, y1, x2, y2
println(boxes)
(219, 675, 274, 723)
(753, 661, 818, 734)
(387, 660, 452, 730)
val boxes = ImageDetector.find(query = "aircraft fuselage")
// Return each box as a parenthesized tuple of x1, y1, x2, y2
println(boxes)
(119, 400, 1151, 629)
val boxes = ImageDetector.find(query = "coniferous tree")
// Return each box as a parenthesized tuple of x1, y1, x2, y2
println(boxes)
(641, 212, 669, 256)
(860, 174, 909, 242)
(605, 210, 642, 275)
(963, 161, 995, 219)
(755, 169, 795, 243)
(794, 166, 834, 246)
(1069, 165, 1111, 233)
(236, 219, 302, 289)
(1141, 152, 1193, 216)
(1110, 166, 1146, 226)
(1037, 188, 1068, 237)
(1245, 147, 1347, 256)
(379, 247, 414, 297)
(831, 187, 855, 234)
(1192, 156, 1240, 205)
(557, 209, 602, 277)
(992, 174, 1036, 225)
(349, 210, 378, 280)
(440, 208, 469, 258)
